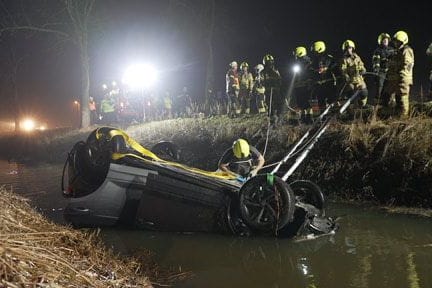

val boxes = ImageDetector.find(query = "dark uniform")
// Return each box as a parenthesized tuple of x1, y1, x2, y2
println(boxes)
(262, 54, 283, 119)
(310, 42, 337, 113)
(219, 146, 262, 177)
(293, 54, 313, 123)
(372, 38, 395, 104)
(427, 43, 432, 100)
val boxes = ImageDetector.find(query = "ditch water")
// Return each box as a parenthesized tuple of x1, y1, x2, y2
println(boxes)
(1, 160, 432, 288)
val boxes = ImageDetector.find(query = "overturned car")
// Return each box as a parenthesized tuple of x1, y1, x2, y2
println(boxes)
(61, 92, 361, 238)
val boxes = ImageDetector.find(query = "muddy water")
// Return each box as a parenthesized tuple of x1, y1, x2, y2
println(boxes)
(1, 160, 432, 288)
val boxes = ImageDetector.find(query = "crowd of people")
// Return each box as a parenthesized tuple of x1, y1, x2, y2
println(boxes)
(89, 30, 432, 127)
(89, 85, 194, 125)
(225, 30, 432, 124)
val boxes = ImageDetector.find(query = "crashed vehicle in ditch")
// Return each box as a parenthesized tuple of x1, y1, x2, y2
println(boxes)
(61, 92, 362, 237)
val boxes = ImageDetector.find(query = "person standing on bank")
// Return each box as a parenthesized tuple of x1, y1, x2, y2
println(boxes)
(380, 30, 414, 117)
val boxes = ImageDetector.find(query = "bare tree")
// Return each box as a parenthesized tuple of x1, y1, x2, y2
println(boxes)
(2, 46, 27, 132)
(0, 0, 95, 128)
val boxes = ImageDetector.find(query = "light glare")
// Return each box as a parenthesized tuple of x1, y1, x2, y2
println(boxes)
(21, 118, 36, 132)
(122, 63, 158, 90)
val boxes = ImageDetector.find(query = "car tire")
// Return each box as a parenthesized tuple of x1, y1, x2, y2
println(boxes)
(289, 180, 325, 216)
(239, 174, 295, 233)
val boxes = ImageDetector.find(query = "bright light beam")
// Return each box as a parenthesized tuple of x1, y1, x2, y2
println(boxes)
(20, 118, 36, 132)
(292, 64, 301, 74)
(122, 63, 158, 91)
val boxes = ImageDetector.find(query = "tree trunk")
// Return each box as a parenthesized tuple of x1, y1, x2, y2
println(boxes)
(12, 78, 20, 133)
(79, 39, 90, 128)
(204, 0, 215, 114)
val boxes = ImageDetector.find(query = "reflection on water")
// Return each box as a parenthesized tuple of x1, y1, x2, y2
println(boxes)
(1, 160, 432, 287)
(0, 160, 67, 223)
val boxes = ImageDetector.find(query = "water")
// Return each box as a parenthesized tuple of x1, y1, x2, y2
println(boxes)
(1, 160, 432, 288)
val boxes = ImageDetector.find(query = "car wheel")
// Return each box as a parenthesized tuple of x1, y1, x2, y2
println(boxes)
(239, 174, 295, 233)
(289, 180, 325, 216)
(150, 141, 181, 162)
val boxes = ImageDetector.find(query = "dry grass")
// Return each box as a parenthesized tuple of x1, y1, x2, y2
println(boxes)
(1, 112, 432, 207)
(0, 186, 192, 287)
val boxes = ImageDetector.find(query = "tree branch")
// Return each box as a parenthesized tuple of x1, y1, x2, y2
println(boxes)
(0, 26, 70, 38)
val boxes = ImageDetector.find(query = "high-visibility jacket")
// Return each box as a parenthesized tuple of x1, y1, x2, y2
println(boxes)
(239, 72, 254, 92)
(101, 98, 115, 113)
(341, 52, 366, 89)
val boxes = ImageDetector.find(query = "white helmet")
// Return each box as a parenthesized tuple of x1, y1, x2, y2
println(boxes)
(255, 64, 264, 73)
(229, 61, 238, 68)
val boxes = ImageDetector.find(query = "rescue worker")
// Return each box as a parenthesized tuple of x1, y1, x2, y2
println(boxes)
(380, 30, 414, 117)
(371, 33, 394, 105)
(163, 91, 173, 119)
(218, 138, 265, 178)
(253, 64, 266, 113)
(175, 86, 192, 118)
(239, 62, 254, 114)
(262, 54, 283, 120)
(89, 96, 98, 125)
(340, 40, 368, 107)
(100, 92, 116, 125)
(292, 46, 313, 124)
(309, 41, 337, 113)
(427, 42, 432, 100)
(226, 61, 240, 116)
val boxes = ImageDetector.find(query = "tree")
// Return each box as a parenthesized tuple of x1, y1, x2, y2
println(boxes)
(0, 0, 95, 128)
(1, 45, 26, 132)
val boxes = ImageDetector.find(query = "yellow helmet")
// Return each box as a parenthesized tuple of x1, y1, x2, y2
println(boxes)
(263, 54, 274, 65)
(393, 30, 408, 45)
(311, 41, 326, 53)
(342, 39, 355, 51)
(377, 33, 391, 44)
(233, 139, 250, 158)
(240, 62, 249, 69)
(294, 46, 307, 58)
(229, 61, 238, 68)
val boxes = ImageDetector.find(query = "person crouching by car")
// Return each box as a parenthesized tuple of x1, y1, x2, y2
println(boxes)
(218, 139, 265, 179)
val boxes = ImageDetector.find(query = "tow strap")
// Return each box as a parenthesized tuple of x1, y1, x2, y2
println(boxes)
(95, 127, 238, 181)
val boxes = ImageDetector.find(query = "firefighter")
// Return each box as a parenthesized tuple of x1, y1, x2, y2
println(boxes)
(309, 41, 337, 114)
(371, 33, 395, 105)
(253, 64, 267, 113)
(262, 54, 283, 120)
(218, 138, 265, 178)
(380, 30, 414, 117)
(292, 46, 313, 124)
(340, 40, 368, 107)
(100, 92, 116, 125)
(239, 62, 254, 114)
(226, 61, 240, 116)
(427, 42, 432, 100)
(89, 96, 98, 125)
(163, 91, 173, 119)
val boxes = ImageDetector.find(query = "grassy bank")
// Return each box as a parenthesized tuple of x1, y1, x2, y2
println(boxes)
(0, 186, 192, 287)
(1, 111, 431, 208)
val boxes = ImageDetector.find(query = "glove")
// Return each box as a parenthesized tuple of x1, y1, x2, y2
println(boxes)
(248, 169, 258, 178)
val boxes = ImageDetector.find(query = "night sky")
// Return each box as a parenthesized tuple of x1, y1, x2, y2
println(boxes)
(1, 0, 431, 127)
